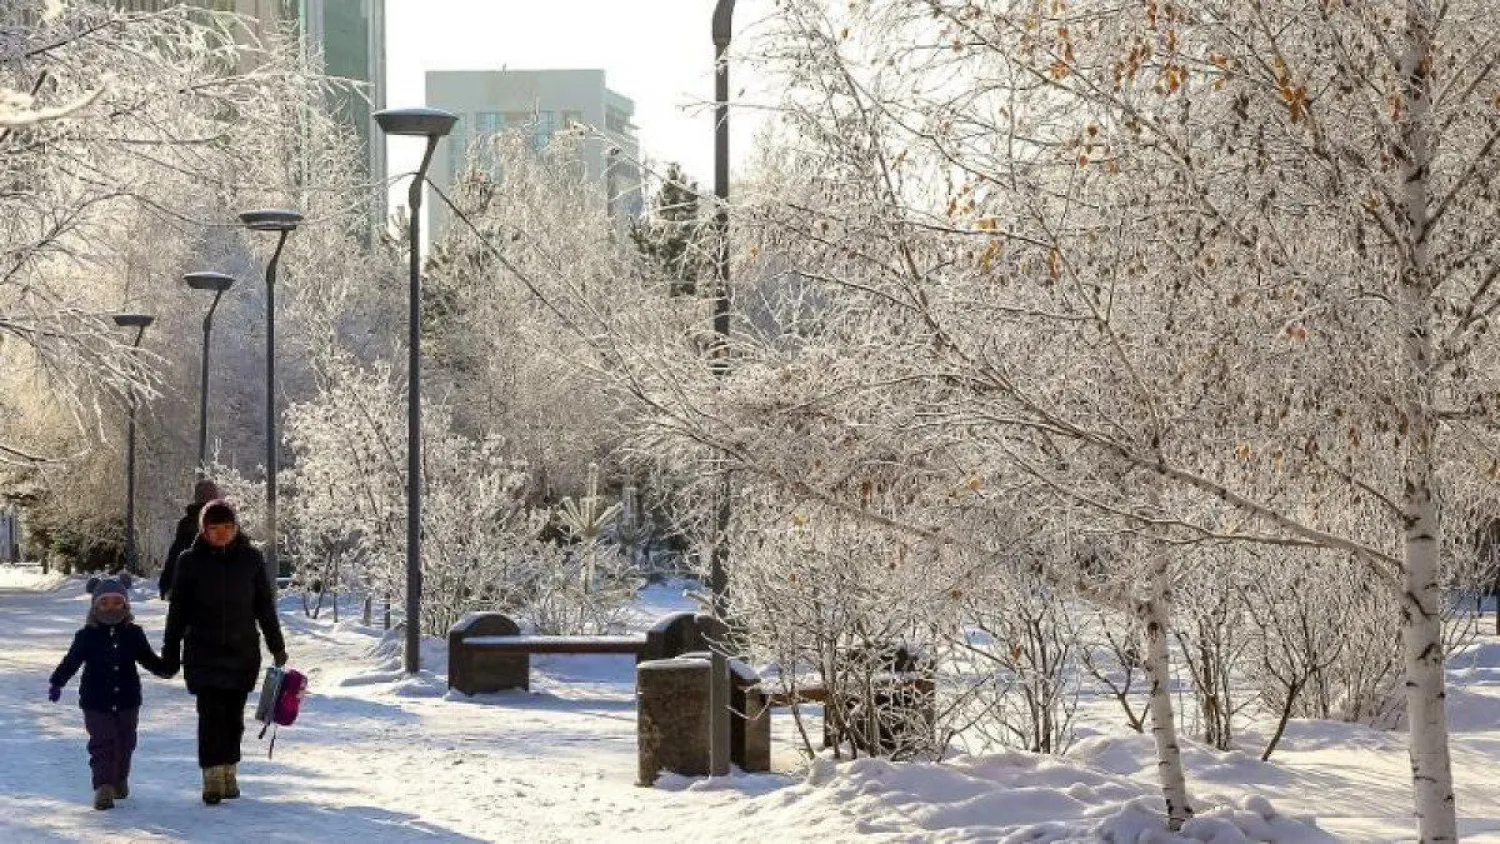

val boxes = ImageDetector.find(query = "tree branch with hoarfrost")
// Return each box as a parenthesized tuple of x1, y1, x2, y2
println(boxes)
(0, 2, 360, 474)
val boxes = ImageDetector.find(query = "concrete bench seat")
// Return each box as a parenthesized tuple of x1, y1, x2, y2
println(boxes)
(463, 634, 648, 654)
(449, 611, 720, 694)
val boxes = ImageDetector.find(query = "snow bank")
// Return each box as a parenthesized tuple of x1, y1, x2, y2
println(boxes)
(335, 627, 449, 697)
(754, 749, 1332, 843)
(1069, 734, 1299, 790)
(1447, 639, 1500, 688)
(0, 565, 66, 592)
(1440, 686, 1500, 732)
(651, 768, 789, 797)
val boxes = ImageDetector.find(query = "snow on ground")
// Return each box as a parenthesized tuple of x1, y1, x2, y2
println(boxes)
(3, 569, 1500, 841)
(0, 562, 66, 593)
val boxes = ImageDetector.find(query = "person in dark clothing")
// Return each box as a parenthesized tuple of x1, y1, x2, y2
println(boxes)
(158, 479, 221, 599)
(162, 499, 287, 805)
(49, 577, 174, 810)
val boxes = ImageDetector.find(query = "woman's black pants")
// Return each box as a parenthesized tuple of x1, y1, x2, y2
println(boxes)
(195, 688, 250, 769)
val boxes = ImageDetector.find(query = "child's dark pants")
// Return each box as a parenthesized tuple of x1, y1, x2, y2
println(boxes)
(83, 708, 139, 790)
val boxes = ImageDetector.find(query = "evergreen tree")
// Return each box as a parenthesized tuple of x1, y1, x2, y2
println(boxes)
(631, 163, 707, 297)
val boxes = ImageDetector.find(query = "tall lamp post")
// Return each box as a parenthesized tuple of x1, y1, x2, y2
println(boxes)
(112, 314, 154, 575)
(184, 271, 235, 476)
(239, 208, 303, 592)
(709, 0, 736, 778)
(374, 106, 458, 675)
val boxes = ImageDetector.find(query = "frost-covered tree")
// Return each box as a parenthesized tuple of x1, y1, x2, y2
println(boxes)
(423, 127, 634, 505)
(1, 2, 382, 571)
(575, 0, 1500, 837)
(1, 4, 335, 460)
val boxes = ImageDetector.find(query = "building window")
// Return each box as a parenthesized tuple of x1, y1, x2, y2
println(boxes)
(532, 111, 556, 151)
(473, 112, 504, 175)
(605, 108, 631, 135)
(447, 115, 468, 183)
(476, 111, 505, 137)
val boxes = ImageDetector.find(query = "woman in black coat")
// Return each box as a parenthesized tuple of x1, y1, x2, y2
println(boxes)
(163, 499, 287, 805)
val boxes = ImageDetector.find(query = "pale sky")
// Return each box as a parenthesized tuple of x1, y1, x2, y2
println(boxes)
(384, 0, 772, 205)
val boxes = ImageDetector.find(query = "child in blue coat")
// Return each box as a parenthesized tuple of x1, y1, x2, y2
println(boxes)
(49, 577, 174, 809)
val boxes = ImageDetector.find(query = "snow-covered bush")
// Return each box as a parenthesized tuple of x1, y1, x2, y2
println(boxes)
(516, 537, 641, 635)
(260, 344, 644, 636)
(722, 492, 963, 761)
(1078, 607, 1149, 735)
(1172, 556, 1255, 751)
(951, 557, 1083, 756)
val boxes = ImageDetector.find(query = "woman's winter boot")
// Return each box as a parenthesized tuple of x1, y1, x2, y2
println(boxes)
(201, 766, 224, 805)
(93, 785, 115, 810)
(224, 764, 240, 799)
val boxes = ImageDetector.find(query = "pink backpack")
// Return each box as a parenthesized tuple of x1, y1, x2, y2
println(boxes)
(273, 669, 307, 726)
(255, 667, 307, 757)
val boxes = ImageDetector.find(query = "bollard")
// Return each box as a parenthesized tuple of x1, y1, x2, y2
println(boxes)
(637, 658, 712, 786)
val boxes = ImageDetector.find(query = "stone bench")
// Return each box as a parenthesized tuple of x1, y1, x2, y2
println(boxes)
(448, 610, 724, 695)
(674, 650, 771, 775)
(448, 614, 647, 694)
(463, 634, 648, 655)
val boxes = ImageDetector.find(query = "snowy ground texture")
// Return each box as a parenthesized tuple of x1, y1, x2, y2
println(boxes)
(4, 567, 1500, 842)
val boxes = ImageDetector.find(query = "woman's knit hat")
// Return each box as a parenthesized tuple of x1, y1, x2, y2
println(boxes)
(199, 498, 239, 531)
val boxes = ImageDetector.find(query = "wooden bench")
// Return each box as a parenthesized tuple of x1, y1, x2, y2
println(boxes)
(764, 676, 927, 708)
(765, 663, 936, 757)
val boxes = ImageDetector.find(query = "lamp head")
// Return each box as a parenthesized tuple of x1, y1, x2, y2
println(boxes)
(112, 314, 154, 328)
(375, 107, 458, 138)
(184, 271, 236, 293)
(238, 208, 304, 232)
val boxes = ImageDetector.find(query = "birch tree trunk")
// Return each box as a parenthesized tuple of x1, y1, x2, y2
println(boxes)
(1398, 1, 1457, 839)
(1137, 555, 1193, 831)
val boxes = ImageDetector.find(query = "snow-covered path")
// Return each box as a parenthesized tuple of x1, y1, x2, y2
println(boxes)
(0, 576, 799, 842)
(6, 569, 1500, 842)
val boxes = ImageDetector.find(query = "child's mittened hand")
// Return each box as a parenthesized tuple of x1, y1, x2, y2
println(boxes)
(47, 686, 60, 703)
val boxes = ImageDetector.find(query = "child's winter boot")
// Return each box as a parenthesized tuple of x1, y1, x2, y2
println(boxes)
(201, 766, 224, 805)
(224, 764, 240, 799)
(114, 781, 128, 799)
(93, 785, 115, 810)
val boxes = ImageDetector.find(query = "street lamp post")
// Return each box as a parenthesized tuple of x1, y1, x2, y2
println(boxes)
(709, 0, 736, 778)
(239, 208, 303, 593)
(374, 106, 458, 675)
(184, 271, 236, 476)
(112, 314, 154, 575)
